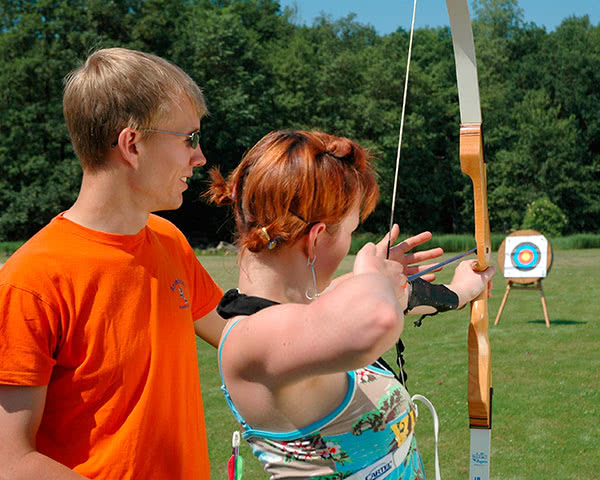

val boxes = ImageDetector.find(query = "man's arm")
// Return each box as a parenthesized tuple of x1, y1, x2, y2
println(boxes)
(0, 385, 88, 480)
(194, 307, 227, 348)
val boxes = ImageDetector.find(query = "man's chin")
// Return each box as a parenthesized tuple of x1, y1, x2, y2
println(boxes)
(152, 199, 183, 213)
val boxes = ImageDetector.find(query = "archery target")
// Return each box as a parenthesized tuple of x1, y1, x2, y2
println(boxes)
(511, 242, 540, 270)
(504, 236, 548, 278)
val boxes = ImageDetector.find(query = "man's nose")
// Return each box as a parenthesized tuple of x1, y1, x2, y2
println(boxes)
(191, 145, 206, 166)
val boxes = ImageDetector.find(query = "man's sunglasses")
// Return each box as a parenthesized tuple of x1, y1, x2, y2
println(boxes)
(142, 128, 201, 149)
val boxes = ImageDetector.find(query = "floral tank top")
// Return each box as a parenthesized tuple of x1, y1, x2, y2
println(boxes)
(218, 317, 426, 480)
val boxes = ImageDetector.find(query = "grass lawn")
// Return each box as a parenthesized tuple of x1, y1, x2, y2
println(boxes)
(197, 250, 599, 479)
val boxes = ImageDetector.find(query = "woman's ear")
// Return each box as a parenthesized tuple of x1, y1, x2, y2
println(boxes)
(305, 222, 327, 259)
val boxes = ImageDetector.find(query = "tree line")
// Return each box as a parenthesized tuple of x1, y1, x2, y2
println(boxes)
(1, 0, 598, 244)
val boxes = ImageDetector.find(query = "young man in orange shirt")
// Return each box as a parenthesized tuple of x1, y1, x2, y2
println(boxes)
(0, 48, 224, 479)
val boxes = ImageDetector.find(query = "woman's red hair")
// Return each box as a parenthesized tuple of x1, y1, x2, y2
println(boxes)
(207, 130, 379, 252)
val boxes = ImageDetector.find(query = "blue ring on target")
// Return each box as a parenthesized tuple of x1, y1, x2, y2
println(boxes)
(510, 242, 541, 271)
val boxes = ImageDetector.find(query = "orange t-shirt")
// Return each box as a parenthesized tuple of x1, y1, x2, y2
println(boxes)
(0, 213, 222, 479)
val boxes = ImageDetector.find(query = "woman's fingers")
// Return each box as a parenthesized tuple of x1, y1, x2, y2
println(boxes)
(375, 224, 400, 257)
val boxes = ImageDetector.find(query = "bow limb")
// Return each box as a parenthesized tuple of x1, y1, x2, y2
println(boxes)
(446, 1, 493, 479)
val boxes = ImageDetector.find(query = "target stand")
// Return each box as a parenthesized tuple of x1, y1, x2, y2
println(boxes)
(494, 229, 553, 328)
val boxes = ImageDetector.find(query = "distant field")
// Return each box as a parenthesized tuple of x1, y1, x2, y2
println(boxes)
(197, 250, 599, 479)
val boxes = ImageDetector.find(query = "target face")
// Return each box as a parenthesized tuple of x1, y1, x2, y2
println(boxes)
(510, 242, 541, 271)
(504, 235, 548, 278)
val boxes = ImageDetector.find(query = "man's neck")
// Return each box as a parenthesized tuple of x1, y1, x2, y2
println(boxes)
(64, 170, 149, 235)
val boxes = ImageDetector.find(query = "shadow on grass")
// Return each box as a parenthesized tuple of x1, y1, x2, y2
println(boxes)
(526, 319, 587, 325)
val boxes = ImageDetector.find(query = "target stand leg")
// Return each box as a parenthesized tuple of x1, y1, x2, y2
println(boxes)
(494, 281, 512, 326)
(537, 280, 550, 328)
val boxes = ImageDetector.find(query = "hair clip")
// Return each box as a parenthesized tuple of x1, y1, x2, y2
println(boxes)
(260, 227, 281, 250)
(259, 227, 271, 242)
(267, 237, 281, 250)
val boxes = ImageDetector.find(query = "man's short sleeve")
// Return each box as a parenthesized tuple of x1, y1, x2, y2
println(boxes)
(190, 258, 223, 321)
(0, 285, 58, 386)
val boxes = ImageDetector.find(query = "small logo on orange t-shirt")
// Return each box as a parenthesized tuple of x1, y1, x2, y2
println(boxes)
(170, 279, 190, 309)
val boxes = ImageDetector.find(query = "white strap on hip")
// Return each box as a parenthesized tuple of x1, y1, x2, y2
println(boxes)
(411, 394, 442, 480)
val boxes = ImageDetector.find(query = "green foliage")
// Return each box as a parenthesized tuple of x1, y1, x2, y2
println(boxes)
(489, 89, 580, 233)
(521, 197, 568, 237)
(0, 241, 24, 259)
(545, 234, 600, 249)
(1, 0, 599, 242)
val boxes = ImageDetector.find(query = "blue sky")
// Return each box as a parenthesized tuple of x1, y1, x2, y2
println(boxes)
(278, 1, 599, 34)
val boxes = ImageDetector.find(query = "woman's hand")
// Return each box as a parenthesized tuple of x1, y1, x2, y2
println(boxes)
(376, 225, 444, 282)
(353, 242, 408, 310)
(449, 260, 496, 308)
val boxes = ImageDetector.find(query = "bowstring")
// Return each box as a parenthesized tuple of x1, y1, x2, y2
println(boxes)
(387, 0, 418, 260)
(387, 0, 418, 391)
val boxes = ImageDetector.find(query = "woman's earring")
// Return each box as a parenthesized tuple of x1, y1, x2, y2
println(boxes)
(305, 254, 320, 300)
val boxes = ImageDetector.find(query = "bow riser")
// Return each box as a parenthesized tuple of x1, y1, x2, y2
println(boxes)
(460, 123, 492, 430)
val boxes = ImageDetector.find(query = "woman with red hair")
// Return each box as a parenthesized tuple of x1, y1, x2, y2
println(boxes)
(208, 130, 494, 479)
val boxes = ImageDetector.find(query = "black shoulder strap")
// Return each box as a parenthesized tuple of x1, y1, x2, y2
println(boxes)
(217, 289, 279, 319)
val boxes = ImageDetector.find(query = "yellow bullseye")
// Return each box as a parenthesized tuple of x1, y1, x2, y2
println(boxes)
(519, 251, 533, 263)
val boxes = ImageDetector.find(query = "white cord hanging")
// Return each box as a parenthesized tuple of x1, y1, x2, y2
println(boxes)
(412, 394, 442, 480)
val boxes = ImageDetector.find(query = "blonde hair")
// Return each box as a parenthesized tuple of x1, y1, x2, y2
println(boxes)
(208, 130, 379, 253)
(63, 48, 207, 170)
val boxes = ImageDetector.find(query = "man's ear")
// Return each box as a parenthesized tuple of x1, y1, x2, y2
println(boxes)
(305, 222, 327, 259)
(115, 128, 141, 169)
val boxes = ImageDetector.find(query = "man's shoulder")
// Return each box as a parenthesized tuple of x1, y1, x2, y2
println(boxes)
(147, 214, 191, 247)
(0, 217, 67, 286)
(147, 213, 179, 233)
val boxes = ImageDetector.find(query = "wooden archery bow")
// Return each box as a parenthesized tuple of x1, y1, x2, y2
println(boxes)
(446, 1, 493, 479)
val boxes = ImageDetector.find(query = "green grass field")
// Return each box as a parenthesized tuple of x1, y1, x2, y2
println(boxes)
(198, 250, 599, 479)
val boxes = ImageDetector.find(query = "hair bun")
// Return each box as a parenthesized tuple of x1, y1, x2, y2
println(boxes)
(324, 137, 353, 160)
